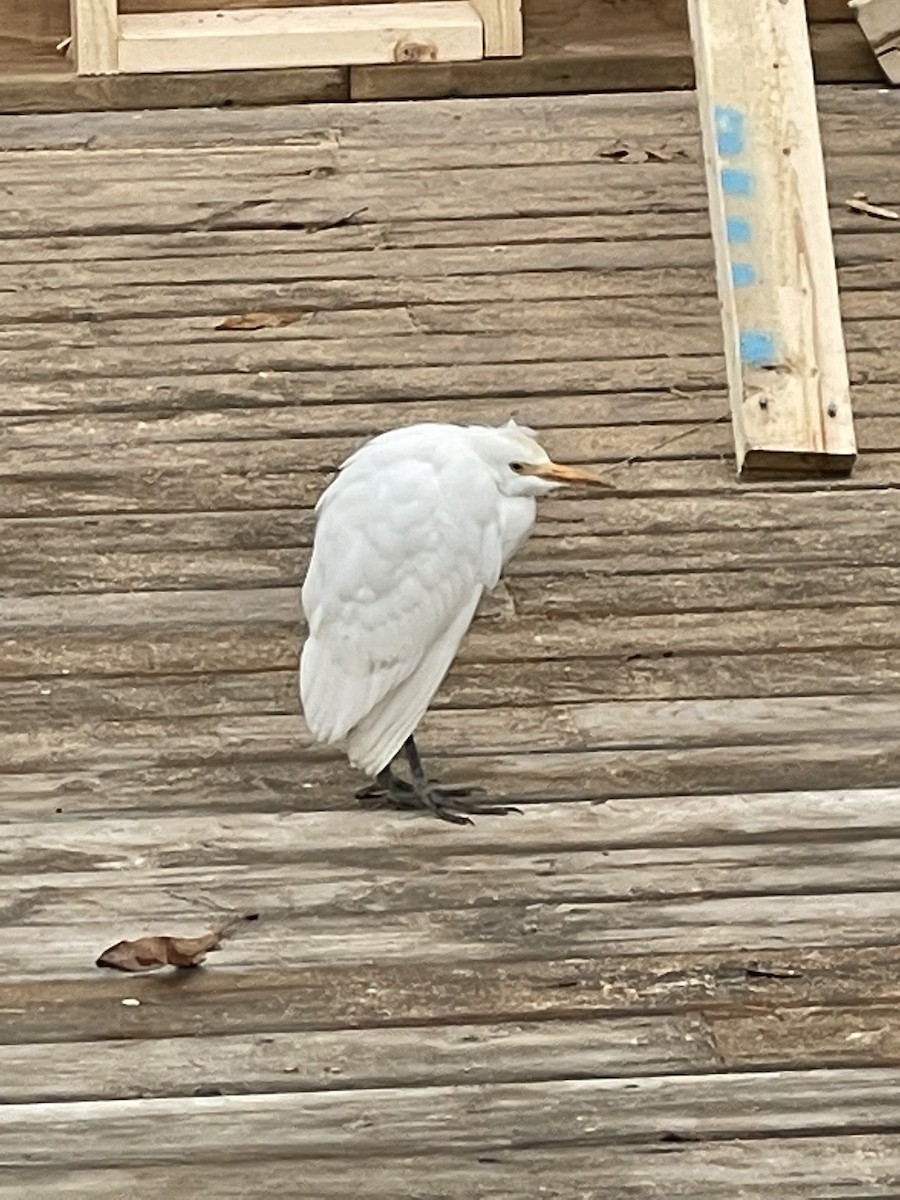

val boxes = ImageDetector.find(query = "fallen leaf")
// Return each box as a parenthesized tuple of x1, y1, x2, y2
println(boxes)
(216, 311, 304, 331)
(597, 140, 687, 164)
(96, 913, 258, 973)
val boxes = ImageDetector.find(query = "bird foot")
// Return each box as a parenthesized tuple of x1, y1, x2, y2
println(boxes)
(355, 779, 520, 826)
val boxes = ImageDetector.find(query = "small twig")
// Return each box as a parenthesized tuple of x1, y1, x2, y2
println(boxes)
(602, 413, 731, 476)
(846, 196, 900, 221)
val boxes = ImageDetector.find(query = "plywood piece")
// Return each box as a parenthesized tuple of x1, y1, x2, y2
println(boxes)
(116, 3, 484, 74)
(69, 0, 119, 73)
(687, 0, 857, 476)
(851, 0, 900, 81)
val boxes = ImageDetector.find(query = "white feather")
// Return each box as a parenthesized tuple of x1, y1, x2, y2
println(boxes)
(299, 422, 550, 775)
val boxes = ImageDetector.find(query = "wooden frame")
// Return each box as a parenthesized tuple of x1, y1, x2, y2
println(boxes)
(68, 0, 522, 74)
(687, 0, 856, 476)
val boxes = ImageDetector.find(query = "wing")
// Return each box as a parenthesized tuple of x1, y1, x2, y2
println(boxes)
(300, 432, 503, 772)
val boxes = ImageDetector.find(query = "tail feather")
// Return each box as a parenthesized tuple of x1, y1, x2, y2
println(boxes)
(344, 597, 479, 775)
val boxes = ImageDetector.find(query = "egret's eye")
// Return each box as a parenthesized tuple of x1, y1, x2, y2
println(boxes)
(510, 462, 524, 474)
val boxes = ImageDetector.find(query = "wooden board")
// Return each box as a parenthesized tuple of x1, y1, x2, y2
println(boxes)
(116, 3, 485, 74)
(69, 0, 117, 73)
(688, 0, 855, 475)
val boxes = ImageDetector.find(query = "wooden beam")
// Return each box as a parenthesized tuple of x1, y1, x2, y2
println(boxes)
(850, 0, 900, 82)
(687, 0, 856, 476)
(468, 0, 523, 56)
(116, 3, 484, 74)
(69, 0, 119, 74)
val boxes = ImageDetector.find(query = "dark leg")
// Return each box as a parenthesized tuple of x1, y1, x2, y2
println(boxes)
(355, 764, 416, 806)
(356, 735, 520, 825)
(402, 734, 520, 826)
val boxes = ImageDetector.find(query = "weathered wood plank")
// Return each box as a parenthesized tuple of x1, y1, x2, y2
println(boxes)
(138, 999, 900, 1090)
(4, 1137, 900, 1200)
(0, 204, 890, 274)
(3, 1014, 719, 1102)
(13, 427, 900, 518)
(0, 153, 891, 240)
(6, 834, 900, 969)
(0, 87, 890, 163)
(0, 121, 888, 191)
(4, 939, 900, 1043)
(0, 291, 895, 357)
(12, 888, 900, 978)
(3, 485, 900, 595)
(0, 335, 895, 426)
(5, 586, 900, 681)
(7, 787, 900, 870)
(3, 1069, 900, 1166)
(9, 720, 900, 818)
(10, 1002, 900, 1105)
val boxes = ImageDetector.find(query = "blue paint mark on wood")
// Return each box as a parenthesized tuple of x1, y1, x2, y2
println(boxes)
(713, 105, 780, 372)
(732, 263, 756, 287)
(740, 330, 777, 366)
(715, 105, 745, 157)
(721, 168, 753, 197)
(726, 216, 751, 244)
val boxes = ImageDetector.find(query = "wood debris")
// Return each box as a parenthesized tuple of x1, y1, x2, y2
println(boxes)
(846, 192, 900, 221)
(96, 913, 258, 973)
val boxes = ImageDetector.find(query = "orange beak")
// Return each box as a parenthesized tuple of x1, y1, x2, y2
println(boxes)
(527, 461, 614, 488)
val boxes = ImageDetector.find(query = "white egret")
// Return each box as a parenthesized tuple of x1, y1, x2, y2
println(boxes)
(300, 420, 610, 825)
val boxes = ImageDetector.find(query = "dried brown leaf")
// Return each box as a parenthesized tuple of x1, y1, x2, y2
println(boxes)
(216, 311, 305, 331)
(96, 913, 257, 973)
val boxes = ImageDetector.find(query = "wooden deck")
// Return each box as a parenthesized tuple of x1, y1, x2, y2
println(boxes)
(2, 85, 900, 1196)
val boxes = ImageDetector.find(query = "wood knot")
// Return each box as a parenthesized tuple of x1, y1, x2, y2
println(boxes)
(393, 38, 438, 63)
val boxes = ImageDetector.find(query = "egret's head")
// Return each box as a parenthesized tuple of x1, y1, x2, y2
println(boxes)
(472, 419, 612, 498)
